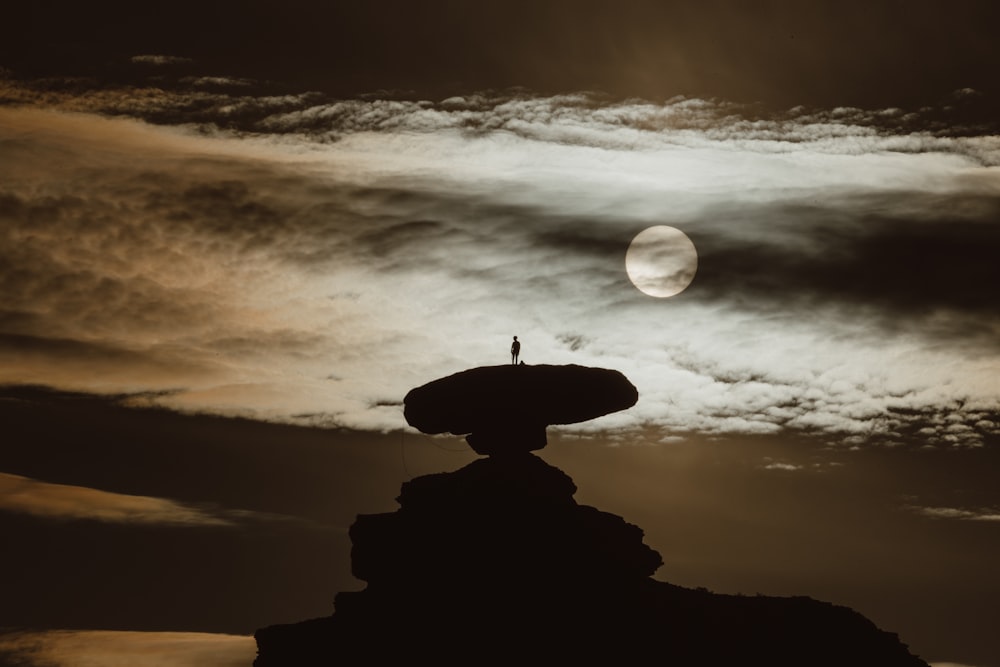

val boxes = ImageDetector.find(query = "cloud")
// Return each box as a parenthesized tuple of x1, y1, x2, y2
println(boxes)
(0, 630, 254, 667)
(690, 195, 1000, 317)
(762, 461, 803, 472)
(130, 54, 194, 66)
(181, 76, 255, 88)
(910, 505, 1000, 522)
(0, 472, 236, 526)
(4, 77, 1000, 158)
(0, 469, 319, 530)
(1, 90, 997, 443)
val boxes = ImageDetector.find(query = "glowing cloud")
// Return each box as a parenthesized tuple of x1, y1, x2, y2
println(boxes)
(0, 630, 254, 667)
(0, 472, 232, 526)
(1, 88, 997, 445)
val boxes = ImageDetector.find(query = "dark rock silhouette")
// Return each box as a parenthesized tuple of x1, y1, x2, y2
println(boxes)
(403, 363, 638, 455)
(254, 365, 929, 666)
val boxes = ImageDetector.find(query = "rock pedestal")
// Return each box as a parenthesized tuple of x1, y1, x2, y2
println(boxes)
(253, 365, 929, 666)
(402, 364, 638, 455)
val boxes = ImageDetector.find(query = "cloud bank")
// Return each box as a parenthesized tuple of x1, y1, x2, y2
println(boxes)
(1, 81, 997, 445)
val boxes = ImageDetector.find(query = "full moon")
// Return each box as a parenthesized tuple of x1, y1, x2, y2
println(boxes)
(625, 226, 698, 297)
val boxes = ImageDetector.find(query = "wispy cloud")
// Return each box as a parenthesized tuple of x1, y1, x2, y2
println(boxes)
(1, 85, 997, 443)
(910, 505, 1000, 522)
(0, 472, 245, 527)
(0, 472, 232, 526)
(180, 76, 255, 88)
(130, 54, 194, 66)
(0, 629, 253, 667)
(762, 461, 804, 472)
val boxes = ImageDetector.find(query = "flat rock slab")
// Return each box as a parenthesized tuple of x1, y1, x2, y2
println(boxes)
(403, 364, 638, 454)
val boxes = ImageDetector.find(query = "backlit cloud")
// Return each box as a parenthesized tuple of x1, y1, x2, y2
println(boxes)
(911, 505, 1000, 522)
(130, 54, 194, 66)
(762, 461, 804, 472)
(0, 630, 253, 667)
(1, 82, 997, 444)
(0, 472, 233, 526)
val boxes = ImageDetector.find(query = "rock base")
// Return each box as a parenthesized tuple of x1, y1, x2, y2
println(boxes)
(254, 454, 928, 667)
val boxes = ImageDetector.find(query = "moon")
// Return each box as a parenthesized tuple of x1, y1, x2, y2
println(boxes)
(625, 226, 698, 297)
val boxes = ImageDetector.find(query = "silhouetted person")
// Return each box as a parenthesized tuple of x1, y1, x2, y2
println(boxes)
(511, 336, 520, 365)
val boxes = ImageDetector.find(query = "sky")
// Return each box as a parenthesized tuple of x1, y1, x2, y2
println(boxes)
(1, 1, 998, 665)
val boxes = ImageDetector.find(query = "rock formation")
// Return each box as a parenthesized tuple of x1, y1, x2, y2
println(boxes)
(254, 364, 929, 666)
(403, 363, 638, 455)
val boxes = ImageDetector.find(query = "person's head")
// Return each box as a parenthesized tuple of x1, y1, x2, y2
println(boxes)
(513, 336, 518, 341)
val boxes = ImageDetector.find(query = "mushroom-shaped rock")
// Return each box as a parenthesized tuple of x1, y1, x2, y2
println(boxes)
(403, 364, 638, 455)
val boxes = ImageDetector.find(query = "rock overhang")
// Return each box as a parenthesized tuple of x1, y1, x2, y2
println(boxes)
(403, 364, 638, 454)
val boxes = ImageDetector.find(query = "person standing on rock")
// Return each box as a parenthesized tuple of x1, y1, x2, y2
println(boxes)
(511, 336, 521, 365)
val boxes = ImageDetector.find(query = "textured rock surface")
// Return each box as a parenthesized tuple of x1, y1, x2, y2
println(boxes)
(403, 364, 638, 455)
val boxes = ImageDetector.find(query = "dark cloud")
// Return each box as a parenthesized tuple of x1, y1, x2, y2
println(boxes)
(535, 224, 631, 260)
(5, 0, 1000, 112)
(690, 193, 1000, 331)
(5, 74, 1000, 156)
(557, 333, 589, 352)
(355, 219, 457, 266)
